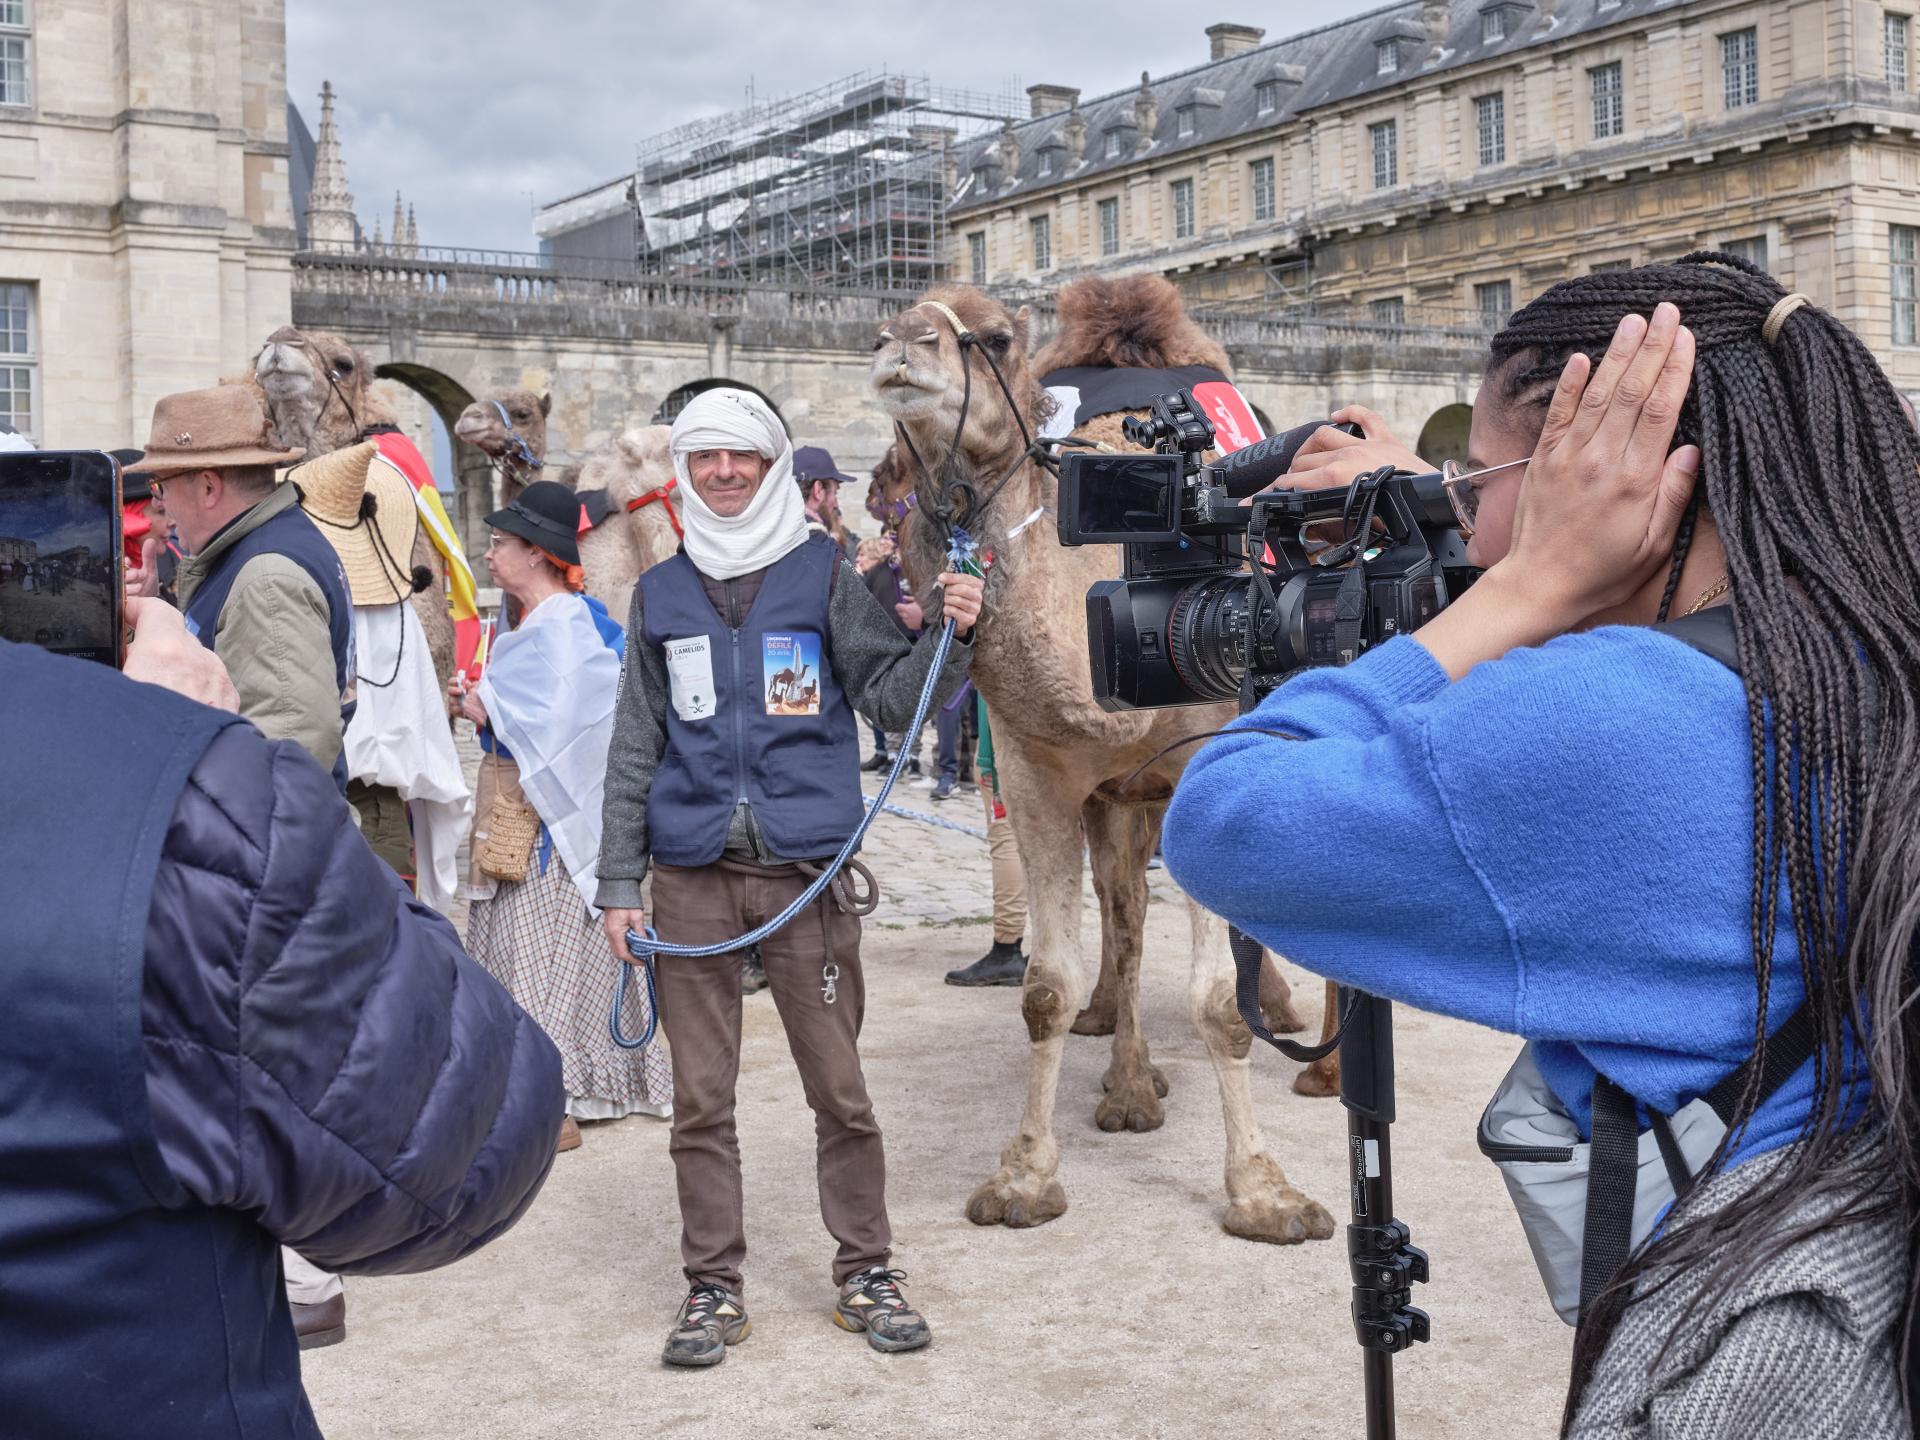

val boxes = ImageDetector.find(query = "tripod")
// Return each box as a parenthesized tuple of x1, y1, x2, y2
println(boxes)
(1229, 933, 1429, 1439)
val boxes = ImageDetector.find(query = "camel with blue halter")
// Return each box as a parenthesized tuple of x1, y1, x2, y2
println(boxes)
(870, 279, 1335, 1246)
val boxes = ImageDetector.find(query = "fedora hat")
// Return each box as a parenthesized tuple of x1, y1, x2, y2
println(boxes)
(297, 441, 421, 606)
(485, 480, 581, 567)
(123, 384, 305, 475)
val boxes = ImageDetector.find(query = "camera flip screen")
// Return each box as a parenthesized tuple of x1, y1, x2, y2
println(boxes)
(0, 450, 121, 666)
(1061, 452, 1184, 544)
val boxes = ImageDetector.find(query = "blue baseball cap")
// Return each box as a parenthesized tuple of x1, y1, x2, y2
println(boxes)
(793, 445, 857, 484)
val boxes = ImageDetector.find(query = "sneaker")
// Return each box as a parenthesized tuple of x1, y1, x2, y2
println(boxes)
(662, 1283, 750, 1368)
(861, 751, 893, 773)
(833, 1267, 930, 1353)
(930, 777, 955, 802)
(740, 945, 768, 996)
(945, 941, 1026, 987)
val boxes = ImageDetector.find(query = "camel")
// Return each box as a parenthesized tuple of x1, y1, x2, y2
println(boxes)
(869, 279, 1335, 1244)
(252, 325, 457, 695)
(453, 389, 549, 511)
(566, 425, 683, 619)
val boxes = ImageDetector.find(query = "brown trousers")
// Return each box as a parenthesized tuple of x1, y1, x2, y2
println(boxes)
(649, 858, 889, 1292)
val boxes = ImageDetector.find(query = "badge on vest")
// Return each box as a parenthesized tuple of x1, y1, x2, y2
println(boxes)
(665, 635, 716, 722)
(763, 632, 822, 716)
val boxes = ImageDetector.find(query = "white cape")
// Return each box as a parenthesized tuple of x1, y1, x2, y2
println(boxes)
(478, 594, 619, 915)
(342, 603, 472, 915)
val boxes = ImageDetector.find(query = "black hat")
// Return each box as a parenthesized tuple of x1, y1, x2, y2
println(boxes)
(113, 448, 153, 502)
(793, 445, 856, 485)
(485, 480, 582, 567)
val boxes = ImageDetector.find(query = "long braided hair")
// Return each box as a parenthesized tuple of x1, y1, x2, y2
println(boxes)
(1488, 254, 1920, 1405)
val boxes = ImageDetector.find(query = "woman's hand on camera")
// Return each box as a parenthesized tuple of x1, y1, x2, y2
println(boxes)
(1414, 304, 1700, 681)
(1499, 303, 1701, 622)
(1260, 405, 1433, 494)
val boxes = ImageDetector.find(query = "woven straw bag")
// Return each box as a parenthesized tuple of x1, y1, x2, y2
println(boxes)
(478, 752, 541, 883)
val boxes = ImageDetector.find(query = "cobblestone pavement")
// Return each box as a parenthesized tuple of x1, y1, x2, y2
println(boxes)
(307, 730, 1571, 1439)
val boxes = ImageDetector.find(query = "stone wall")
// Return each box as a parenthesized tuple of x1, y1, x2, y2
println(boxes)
(0, 0, 294, 449)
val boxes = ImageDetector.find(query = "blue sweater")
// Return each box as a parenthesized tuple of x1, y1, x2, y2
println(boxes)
(1161, 627, 1819, 1162)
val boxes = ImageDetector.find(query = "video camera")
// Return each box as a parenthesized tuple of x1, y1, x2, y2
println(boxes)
(1056, 390, 1478, 710)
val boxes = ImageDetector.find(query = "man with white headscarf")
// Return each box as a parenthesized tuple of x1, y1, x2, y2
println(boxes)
(598, 387, 981, 1368)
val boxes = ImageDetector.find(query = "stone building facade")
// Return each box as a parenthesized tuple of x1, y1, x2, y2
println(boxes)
(951, 0, 1920, 392)
(0, 0, 295, 449)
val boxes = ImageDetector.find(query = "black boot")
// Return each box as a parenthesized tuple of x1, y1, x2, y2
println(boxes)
(740, 945, 768, 995)
(862, 751, 893, 773)
(945, 941, 1026, 987)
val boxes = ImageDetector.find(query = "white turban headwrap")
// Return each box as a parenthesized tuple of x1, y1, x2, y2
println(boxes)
(669, 388, 808, 580)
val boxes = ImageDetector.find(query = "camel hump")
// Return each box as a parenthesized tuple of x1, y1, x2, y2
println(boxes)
(1033, 275, 1232, 376)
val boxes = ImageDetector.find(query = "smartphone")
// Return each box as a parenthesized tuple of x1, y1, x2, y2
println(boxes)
(0, 450, 123, 666)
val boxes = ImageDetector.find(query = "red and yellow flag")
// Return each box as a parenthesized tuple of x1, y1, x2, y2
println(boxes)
(367, 430, 482, 675)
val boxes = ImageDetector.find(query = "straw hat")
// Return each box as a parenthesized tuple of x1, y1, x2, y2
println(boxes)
(296, 441, 421, 606)
(123, 384, 304, 474)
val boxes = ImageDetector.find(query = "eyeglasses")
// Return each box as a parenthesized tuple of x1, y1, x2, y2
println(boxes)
(1439, 456, 1529, 537)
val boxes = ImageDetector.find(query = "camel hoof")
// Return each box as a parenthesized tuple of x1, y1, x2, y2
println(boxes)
(1071, 1002, 1117, 1037)
(1223, 1153, 1336, 1246)
(965, 1171, 1068, 1229)
(1292, 1057, 1341, 1099)
(1101, 1061, 1169, 1098)
(1264, 999, 1308, 1034)
(1094, 1071, 1165, 1133)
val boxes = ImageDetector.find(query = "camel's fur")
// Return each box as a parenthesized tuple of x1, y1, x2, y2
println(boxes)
(249, 325, 455, 702)
(566, 426, 682, 620)
(869, 282, 1334, 1243)
(1032, 273, 1232, 375)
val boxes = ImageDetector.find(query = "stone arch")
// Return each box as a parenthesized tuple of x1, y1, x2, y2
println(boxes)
(1416, 402, 1474, 468)
(651, 377, 787, 429)
(375, 361, 495, 567)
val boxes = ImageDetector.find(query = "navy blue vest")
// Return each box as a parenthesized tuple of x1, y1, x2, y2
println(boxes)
(0, 640, 318, 1438)
(640, 533, 863, 866)
(183, 494, 355, 793)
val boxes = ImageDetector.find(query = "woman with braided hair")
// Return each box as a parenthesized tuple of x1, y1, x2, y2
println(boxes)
(1164, 254, 1920, 1435)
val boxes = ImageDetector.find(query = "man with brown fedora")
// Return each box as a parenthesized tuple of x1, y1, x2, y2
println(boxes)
(303, 440, 471, 913)
(126, 384, 356, 794)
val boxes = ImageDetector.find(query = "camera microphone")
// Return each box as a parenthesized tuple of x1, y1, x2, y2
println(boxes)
(1209, 420, 1363, 499)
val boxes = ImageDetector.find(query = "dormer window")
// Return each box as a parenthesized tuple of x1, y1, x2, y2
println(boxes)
(1177, 107, 1196, 138)
(1377, 40, 1399, 75)
(1257, 79, 1280, 113)
(1482, 9, 1506, 43)
(1104, 129, 1124, 159)
(1038, 148, 1055, 178)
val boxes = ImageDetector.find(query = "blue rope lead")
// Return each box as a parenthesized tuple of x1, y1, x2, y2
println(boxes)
(612, 529, 982, 1049)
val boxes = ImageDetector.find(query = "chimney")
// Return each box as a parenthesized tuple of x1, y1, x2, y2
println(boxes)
(1206, 22, 1265, 60)
(1026, 83, 1080, 118)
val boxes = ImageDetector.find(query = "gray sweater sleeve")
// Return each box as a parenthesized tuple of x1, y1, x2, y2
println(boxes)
(595, 586, 670, 909)
(825, 557, 973, 731)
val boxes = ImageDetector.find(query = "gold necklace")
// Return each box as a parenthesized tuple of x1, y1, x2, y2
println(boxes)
(1682, 574, 1730, 616)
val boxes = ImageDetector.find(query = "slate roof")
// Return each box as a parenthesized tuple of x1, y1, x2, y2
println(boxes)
(949, 0, 1677, 214)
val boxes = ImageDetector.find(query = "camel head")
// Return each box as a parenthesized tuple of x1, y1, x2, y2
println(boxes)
(253, 325, 387, 456)
(454, 388, 550, 469)
(869, 286, 1049, 508)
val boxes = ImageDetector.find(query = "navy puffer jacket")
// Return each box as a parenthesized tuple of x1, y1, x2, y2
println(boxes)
(141, 721, 565, 1268)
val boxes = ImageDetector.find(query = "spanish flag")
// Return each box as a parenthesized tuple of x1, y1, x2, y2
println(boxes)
(366, 428, 483, 676)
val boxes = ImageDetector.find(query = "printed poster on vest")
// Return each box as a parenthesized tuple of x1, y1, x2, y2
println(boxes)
(762, 632, 822, 716)
(666, 635, 715, 722)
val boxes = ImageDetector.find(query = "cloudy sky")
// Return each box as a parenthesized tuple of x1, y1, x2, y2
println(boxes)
(288, 0, 1386, 254)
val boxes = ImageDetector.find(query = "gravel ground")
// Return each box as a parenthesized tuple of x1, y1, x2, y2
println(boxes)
(302, 771, 1572, 1439)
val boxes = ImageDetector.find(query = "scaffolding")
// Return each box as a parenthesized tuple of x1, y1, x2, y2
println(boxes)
(633, 71, 1021, 292)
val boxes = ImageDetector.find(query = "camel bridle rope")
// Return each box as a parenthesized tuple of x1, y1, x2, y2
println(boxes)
(483, 399, 545, 483)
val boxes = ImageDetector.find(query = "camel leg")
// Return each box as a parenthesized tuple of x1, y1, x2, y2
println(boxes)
(1071, 952, 1121, 1036)
(1259, 950, 1308, 1035)
(966, 746, 1088, 1230)
(1187, 901, 1335, 1245)
(1084, 797, 1166, 1134)
(1293, 979, 1343, 1098)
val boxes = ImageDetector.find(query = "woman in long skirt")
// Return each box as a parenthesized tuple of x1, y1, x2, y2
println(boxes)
(455, 481, 671, 1150)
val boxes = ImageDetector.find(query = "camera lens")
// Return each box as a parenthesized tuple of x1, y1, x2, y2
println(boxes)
(1166, 574, 1252, 703)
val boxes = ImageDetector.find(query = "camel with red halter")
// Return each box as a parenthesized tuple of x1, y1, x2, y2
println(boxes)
(869, 278, 1335, 1244)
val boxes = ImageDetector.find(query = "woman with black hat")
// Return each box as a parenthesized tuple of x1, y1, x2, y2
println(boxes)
(454, 480, 671, 1152)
